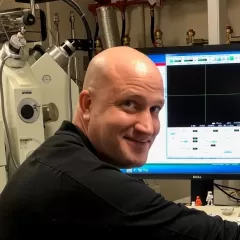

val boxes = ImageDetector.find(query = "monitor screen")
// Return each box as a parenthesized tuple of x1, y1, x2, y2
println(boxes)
(121, 45, 240, 180)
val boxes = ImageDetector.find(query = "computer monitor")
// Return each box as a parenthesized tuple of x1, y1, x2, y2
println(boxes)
(121, 44, 240, 203)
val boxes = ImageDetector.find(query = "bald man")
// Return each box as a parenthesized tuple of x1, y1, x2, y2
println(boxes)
(0, 47, 239, 239)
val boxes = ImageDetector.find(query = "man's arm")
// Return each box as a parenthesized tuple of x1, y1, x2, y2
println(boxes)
(82, 166, 240, 240)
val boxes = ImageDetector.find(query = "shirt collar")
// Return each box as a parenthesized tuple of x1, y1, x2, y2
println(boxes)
(57, 120, 97, 155)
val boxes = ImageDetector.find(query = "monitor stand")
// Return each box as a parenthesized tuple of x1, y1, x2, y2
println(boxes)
(191, 180, 214, 205)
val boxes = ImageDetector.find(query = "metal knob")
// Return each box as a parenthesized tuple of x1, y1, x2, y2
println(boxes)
(42, 103, 59, 123)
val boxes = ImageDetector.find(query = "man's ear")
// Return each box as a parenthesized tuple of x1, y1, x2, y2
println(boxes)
(79, 90, 91, 121)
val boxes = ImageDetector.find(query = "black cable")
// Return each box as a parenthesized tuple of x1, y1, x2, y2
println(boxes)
(94, 21, 99, 41)
(94, 20, 99, 52)
(62, 0, 93, 61)
(150, 6, 155, 45)
(214, 183, 240, 192)
(214, 183, 240, 201)
(121, 11, 126, 45)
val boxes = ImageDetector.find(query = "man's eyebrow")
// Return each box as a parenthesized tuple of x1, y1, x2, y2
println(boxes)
(121, 91, 164, 106)
(121, 91, 145, 99)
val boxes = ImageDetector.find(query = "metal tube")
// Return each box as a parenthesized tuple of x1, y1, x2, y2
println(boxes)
(97, 6, 121, 49)
(0, 8, 29, 18)
(30, 0, 36, 17)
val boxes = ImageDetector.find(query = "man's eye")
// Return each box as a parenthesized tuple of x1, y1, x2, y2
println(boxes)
(123, 100, 136, 108)
(150, 106, 161, 114)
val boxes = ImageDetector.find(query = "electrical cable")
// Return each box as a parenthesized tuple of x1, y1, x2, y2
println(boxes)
(62, 0, 93, 61)
(214, 183, 240, 201)
(94, 18, 99, 41)
(121, 11, 126, 45)
(94, 17, 99, 52)
(150, 6, 155, 45)
(0, 55, 20, 173)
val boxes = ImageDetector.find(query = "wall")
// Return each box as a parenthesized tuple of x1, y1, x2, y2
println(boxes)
(117, 0, 240, 48)
(45, 0, 240, 48)
(118, 0, 208, 48)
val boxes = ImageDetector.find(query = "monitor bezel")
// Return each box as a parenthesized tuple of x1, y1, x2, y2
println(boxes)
(126, 44, 240, 180)
(137, 43, 240, 55)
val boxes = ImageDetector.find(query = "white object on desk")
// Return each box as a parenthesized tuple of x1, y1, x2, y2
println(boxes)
(221, 207, 234, 216)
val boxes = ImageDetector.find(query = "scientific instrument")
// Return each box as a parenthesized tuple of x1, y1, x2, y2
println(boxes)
(16, 0, 93, 60)
(29, 37, 92, 139)
(0, 0, 92, 187)
(0, 29, 45, 178)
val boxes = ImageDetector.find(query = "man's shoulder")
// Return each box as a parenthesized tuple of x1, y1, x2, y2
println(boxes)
(29, 128, 118, 184)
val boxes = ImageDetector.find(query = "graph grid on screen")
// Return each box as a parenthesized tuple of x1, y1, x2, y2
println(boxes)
(167, 61, 240, 127)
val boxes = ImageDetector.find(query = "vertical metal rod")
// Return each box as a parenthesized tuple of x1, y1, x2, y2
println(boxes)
(69, 11, 80, 87)
(46, 2, 53, 46)
(207, 0, 227, 44)
(53, 13, 60, 46)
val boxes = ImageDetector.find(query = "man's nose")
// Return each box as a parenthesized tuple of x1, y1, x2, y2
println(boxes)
(135, 111, 154, 135)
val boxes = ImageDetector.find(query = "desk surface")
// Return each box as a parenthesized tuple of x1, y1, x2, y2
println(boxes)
(187, 205, 240, 222)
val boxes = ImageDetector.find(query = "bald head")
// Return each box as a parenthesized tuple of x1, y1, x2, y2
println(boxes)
(82, 46, 160, 91)
(74, 46, 164, 168)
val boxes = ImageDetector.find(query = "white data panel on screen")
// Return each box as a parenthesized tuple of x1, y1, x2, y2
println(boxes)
(147, 66, 167, 164)
(167, 127, 240, 160)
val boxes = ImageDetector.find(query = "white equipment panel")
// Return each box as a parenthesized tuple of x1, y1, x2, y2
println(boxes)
(0, 119, 6, 193)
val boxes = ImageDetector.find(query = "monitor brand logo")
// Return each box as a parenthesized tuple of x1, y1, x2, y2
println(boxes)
(193, 175, 202, 179)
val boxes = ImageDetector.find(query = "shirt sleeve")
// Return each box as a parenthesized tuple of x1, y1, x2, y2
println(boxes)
(82, 166, 240, 240)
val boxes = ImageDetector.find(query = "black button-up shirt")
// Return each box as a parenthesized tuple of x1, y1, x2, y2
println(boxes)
(0, 121, 239, 239)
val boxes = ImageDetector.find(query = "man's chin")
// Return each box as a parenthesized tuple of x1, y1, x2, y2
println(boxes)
(120, 158, 147, 169)
(105, 150, 148, 169)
